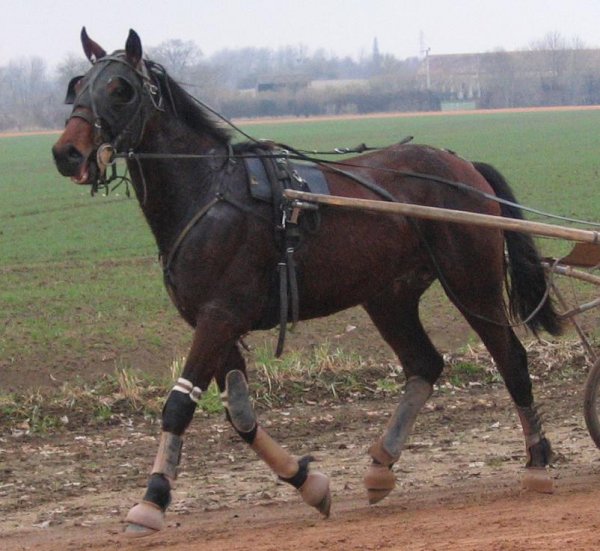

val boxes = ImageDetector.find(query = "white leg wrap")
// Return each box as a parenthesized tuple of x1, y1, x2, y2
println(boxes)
(365, 376, 432, 505)
(516, 405, 554, 493)
(172, 377, 202, 403)
(516, 405, 544, 449)
(371, 376, 433, 464)
(152, 432, 182, 481)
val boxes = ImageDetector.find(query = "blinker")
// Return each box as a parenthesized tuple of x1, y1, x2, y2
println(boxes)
(65, 75, 84, 105)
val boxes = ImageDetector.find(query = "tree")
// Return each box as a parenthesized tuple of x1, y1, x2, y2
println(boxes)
(0, 56, 59, 129)
(528, 31, 587, 105)
(479, 50, 516, 108)
(147, 39, 203, 80)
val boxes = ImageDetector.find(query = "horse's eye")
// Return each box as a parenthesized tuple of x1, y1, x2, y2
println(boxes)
(107, 77, 135, 105)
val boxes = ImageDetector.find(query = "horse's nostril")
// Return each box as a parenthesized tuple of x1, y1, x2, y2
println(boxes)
(52, 143, 85, 176)
(66, 145, 83, 162)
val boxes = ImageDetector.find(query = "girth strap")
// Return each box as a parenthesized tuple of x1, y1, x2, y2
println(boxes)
(275, 245, 300, 357)
(251, 150, 304, 357)
(276, 258, 289, 357)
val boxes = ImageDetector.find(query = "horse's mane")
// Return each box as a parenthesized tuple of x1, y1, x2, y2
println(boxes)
(148, 61, 231, 145)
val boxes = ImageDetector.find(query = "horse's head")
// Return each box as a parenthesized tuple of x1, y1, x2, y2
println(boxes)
(52, 28, 163, 186)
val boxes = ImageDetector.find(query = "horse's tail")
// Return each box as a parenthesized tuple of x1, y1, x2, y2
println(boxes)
(472, 161, 562, 336)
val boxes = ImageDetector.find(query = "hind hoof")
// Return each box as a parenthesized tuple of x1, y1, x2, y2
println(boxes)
(366, 488, 393, 505)
(299, 471, 331, 518)
(124, 501, 165, 537)
(522, 467, 554, 494)
(364, 463, 395, 504)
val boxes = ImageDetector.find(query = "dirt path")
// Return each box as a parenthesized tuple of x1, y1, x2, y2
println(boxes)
(6, 474, 600, 551)
(2, 369, 600, 550)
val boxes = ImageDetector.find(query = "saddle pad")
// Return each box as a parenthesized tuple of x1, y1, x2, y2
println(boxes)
(245, 156, 330, 203)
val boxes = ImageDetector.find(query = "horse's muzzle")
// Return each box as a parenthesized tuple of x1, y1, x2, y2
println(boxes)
(52, 143, 94, 184)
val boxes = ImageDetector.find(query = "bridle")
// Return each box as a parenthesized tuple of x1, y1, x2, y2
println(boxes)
(64, 52, 166, 191)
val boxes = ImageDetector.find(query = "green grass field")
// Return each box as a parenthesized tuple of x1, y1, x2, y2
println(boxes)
(1, 109, 599, 395)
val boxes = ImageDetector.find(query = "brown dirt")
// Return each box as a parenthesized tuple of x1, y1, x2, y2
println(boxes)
(2, 353, 600, 551)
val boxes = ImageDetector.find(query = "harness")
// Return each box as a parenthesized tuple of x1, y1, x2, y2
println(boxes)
(244, 149, 328, 355)
(156, 147, 329, 357)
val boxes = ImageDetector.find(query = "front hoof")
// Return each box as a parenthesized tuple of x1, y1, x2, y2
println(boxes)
(299, 471, 331, 518)
(124, 501, 165, 537)
(364, 463, 396, 505)
(522, 467, 554, 494)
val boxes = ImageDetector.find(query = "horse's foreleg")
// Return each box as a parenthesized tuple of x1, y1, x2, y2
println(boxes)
(124, 377, 200, 535)
(124, 313, 239, 536)
(364, 376, 433, 504)
(220, 359, 331, 517)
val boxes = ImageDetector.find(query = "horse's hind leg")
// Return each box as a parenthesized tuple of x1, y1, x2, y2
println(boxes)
(215, 345, 331, 516)
(362, 287, 443, 504)
(458, 302, 554, 493)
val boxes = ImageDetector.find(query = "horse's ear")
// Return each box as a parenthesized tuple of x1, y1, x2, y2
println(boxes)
(125, 29, 143, 67)
(81, 27, 106, 63)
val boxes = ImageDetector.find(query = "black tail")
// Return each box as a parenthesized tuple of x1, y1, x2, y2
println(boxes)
(473, 161, 562, 336)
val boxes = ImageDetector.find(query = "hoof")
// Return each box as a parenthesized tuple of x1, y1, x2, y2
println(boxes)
(124, 502, 165, 537)
(299, 471, 331, 518)
(522, 467, 554, 494)
(364, 463, 395, 505)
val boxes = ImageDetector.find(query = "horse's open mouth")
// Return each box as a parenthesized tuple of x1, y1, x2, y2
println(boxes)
(71, 159, 96, 185)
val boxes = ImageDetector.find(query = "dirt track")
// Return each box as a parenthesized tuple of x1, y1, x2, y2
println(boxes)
(6, 475, 600, 551)
(3, 367, 600, 551)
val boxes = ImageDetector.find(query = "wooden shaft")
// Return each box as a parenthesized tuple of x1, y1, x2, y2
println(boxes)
(284, 190, 600, 245)
(543, 263, 600, 286)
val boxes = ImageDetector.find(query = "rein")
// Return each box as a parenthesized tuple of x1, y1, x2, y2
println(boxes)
(103, 147, 600, 230)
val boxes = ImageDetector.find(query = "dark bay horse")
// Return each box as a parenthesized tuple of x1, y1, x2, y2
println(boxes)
(52, 29, 562, 536)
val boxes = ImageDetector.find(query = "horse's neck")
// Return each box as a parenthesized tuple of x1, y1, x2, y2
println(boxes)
(129, 117, 229, 256)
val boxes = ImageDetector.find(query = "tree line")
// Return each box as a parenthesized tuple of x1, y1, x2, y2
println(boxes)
(1, 32, 598, 130)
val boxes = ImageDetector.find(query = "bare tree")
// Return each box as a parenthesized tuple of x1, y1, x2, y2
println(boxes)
(0, 57, 60, 129)
(147, 39, 203, 80)
(528, 31, 588, 105)
(479, 50, 516, 108)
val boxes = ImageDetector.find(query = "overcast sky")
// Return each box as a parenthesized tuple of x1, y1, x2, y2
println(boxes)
(3, 0, 600, 68)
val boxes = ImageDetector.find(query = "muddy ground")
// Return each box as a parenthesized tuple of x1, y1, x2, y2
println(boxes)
(2, 333, 600, 550)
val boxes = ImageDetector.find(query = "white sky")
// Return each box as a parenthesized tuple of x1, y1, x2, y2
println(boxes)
(2, 0, 600, 68)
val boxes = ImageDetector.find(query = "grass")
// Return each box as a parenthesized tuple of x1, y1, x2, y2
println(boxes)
(0, 337, 591, 435)
(1, 109, 599, 428)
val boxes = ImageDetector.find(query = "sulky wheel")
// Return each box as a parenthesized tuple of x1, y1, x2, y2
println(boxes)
(583, 355, 600, 449)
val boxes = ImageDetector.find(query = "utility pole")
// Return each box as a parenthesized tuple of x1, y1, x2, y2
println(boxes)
(425, 47, 431, 89)
(419, 31, 431, 90)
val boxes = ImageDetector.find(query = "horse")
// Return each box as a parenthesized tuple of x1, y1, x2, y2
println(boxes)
(52, 28, 562, 536)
